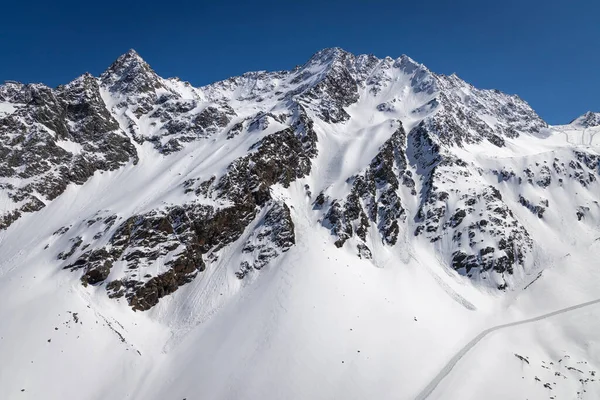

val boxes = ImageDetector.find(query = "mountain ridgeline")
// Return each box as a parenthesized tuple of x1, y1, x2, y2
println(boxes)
(1, 48, 598, 311)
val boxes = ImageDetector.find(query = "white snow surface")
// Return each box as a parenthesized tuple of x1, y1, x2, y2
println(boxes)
(1, 49, 600, 400)
(0, 102, 16, 117)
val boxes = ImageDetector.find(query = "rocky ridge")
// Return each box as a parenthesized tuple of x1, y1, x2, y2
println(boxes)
(2, 47, 599, 309)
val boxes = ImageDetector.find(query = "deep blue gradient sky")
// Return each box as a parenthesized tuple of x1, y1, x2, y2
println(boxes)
(1, 0, 597, 124)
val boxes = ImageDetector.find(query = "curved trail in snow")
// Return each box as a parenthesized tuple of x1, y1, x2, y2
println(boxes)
(414, 298, 600, 400)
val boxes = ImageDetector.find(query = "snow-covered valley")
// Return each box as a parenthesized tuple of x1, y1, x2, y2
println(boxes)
(1, 48, 600, 399)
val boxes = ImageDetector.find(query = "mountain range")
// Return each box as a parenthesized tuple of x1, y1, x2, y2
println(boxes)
(1, 48, 600, 400)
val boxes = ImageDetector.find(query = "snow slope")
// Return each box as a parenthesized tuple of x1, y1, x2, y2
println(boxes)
(1, 48, 600, 400)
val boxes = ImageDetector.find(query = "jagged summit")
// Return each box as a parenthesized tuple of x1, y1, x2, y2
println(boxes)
(570, 111, 600, 128)
(100, 48, 163, 95)
(107, 48, 146, 69)
(306, 47, 351, 61)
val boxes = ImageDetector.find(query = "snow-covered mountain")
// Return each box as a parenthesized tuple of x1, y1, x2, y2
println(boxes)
(2, 48, 600, 400)
(570, 111, 600, 128)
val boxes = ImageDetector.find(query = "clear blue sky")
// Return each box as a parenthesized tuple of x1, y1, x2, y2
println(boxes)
(1, 0, 597, 124)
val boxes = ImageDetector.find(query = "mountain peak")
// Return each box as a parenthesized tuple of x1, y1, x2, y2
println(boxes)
(118, 48, 145, 64)
(125, 48, 140, 57)
(105, 49, 148, 72)
(311, 47, 351, 58)
(570, 111, 600, 128)
(304, 47, 355, 69)
(392, 54, 429, 76)
(100, 49, 163, 94)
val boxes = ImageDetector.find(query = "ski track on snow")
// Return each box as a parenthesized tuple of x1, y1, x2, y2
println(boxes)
(414, 298, 600, 400)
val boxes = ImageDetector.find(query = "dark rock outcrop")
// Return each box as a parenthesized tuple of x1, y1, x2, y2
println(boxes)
(0, 75, 137, 229)
(324, 122, 412, 247)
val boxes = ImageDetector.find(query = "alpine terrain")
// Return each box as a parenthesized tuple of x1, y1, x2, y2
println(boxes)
(2, 48, 600, 400)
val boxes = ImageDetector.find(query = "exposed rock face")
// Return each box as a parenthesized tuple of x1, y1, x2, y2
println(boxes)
(237, 201, 295, 279)
(0, 75, 137, 229)
(576, 206, 590, 221)
(6, 47, 591, 310)
(100, 49, 167, 117)
(214, 127, 313, 204)
(62, 153, 305, 310)
(425, 74, 547, 147)
(490, 150, 599, 190)
(56, 120, 313, 309)
(295, 48, 361, 123)
(64, 203, 256, 310)
(410, 124, 532, 277)
(99, 50, 243, 154)
(519, 195, 547, 218)
(571, 111, 600, 128)
(324, 121, 413, 248)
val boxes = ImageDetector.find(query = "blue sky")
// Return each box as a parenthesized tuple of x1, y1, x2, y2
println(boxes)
(1, 0, 597, 124)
